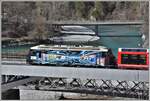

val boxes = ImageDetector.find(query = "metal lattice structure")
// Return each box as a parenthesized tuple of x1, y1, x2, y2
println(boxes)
(1, 75, 28, 84)
(22, 77, 149, 99)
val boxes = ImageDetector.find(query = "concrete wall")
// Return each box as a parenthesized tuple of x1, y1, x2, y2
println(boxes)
(20, 90, 62, 100)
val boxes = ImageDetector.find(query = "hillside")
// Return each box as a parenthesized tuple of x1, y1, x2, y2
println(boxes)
(2, 1, 149, 48)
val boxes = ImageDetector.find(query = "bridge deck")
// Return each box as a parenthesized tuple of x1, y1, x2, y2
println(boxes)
(49, 21, 144, 25)
(2, 65, 148, 82)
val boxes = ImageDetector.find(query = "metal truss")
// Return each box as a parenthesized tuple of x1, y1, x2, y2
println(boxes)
(23, 77, 149, 99)
(1, 75, 29, 84)
(1, 76, 149, 99)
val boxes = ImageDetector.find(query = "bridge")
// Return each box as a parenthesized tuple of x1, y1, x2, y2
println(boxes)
(3, 20, 144, 37)
(2, 65, 148, 81)
(48, 20, 144, 25)
(1, 63, 149, 99)
(48, 20, 144, 36)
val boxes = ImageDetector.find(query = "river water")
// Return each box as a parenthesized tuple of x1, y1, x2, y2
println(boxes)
(97, 25, 142, 56)
(2, 25, 142, 57)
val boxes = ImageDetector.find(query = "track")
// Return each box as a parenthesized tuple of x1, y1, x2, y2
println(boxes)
(2, 64, 148, 82)
(1, 59, 148, 70)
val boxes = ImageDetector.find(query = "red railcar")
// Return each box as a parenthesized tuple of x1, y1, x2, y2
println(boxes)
(117, 48, 149, 70)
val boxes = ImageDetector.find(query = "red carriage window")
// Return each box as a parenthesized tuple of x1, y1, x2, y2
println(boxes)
(121, 54, 147, 65)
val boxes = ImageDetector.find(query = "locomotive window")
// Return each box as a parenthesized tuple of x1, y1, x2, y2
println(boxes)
(121, 54, 147, 65)
(102, 52, 107, 57)
(30, 50, 36, 56)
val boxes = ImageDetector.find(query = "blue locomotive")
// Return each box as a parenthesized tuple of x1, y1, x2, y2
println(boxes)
(27, 45, 116, 67)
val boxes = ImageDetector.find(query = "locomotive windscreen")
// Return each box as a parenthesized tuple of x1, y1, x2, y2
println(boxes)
(121, 54, 147, 65)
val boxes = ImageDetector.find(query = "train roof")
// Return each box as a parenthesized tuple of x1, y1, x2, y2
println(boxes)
(119, 47, 148, 49)
(30, 45, 108, 52)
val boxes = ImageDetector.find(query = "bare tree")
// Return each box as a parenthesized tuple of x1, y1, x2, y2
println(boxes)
(29, 2, 48, 42)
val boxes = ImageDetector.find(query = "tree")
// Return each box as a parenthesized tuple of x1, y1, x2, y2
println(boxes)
(30, 2, 48, 42)
(90, 2, 105, 20)
(75, 2, 86, 20)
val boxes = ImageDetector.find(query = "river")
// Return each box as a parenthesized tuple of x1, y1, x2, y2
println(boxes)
(2, 25, 142, 57)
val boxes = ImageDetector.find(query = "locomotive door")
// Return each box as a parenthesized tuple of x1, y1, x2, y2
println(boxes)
(36, 51, 48, 64)
(41, 50, 48, 64)
(36, 51, 41, 64)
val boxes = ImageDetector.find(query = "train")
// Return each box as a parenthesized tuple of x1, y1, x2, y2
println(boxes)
(26, 45, 149, 70)
(26, 45, 116, 67)
(118, 48, 149, 70)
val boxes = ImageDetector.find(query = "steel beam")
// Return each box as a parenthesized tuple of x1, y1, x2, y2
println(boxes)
(2, 65, 148, 82)
(1, 77, 42, 92)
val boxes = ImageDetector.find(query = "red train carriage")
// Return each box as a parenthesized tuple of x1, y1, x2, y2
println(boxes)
(117, 48, 149, 70)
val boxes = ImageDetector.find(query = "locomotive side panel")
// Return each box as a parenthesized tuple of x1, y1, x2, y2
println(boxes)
(27, 49, 109, 67)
